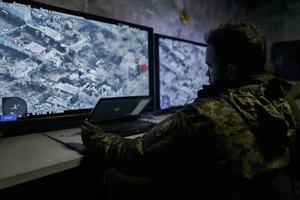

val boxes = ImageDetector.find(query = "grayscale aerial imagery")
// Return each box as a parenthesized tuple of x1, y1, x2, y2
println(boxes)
(159, 37, 209, 109)
(0, 2, 150, 116)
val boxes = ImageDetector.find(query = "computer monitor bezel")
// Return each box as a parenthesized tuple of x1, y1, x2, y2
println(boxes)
(0, 0, 154, 137)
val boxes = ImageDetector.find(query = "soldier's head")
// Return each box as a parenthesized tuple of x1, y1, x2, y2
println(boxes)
(204, 22, 267, 86)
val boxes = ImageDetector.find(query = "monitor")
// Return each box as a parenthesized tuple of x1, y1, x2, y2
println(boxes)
(271, 40, 300, 81)
(0, 0, 154, 136)
(155, 34, 209, 111)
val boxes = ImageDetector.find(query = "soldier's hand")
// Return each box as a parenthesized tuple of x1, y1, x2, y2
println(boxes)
(80, 120, 104, 146)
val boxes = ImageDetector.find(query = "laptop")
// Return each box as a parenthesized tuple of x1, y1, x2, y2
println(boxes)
(42, 97, 155, 154)
(87, 96, 156, 136)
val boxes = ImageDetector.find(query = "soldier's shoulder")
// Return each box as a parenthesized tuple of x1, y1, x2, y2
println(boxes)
(192, 97, 229, 112)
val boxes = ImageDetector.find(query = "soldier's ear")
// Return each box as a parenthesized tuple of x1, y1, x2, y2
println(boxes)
(226, 63, 239, 81)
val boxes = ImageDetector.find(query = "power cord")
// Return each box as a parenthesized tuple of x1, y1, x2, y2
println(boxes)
(185, 98, 196, 105)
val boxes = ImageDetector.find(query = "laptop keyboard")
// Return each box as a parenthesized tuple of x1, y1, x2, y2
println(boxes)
(102, 120, 156, 136)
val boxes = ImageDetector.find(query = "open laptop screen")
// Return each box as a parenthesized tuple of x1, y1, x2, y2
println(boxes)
(88, 96, 151, 123)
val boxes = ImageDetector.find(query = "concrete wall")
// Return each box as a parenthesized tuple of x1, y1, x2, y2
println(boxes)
(238, 0, 300, 43)
(33, 0, 300, 55)
(33, 0, 239, 44)
(236, 0, 300, 57)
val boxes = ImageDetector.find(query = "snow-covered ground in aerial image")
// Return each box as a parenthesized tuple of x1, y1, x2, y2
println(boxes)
(0, 2, 150, 115)
(159, 37, 209, 109)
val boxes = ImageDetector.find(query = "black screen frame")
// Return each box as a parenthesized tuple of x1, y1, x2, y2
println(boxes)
(0, 0, 154, 137)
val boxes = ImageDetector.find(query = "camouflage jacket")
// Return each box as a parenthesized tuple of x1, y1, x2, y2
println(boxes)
(84, 73, 300, 199)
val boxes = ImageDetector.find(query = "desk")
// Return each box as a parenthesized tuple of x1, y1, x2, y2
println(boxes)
(0, 113, 171, 191)
(0, 128, 83, 190)
(0, 127, 145, 190)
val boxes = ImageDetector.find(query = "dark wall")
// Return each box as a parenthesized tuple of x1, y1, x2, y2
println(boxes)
(235, 0, 300, 57)
(34, 0, 238, 43)
(34, 0, 300, 57)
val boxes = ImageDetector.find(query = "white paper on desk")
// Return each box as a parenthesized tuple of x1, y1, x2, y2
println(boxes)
(42, 131, 86, 154)
(139, 113, 173, 124)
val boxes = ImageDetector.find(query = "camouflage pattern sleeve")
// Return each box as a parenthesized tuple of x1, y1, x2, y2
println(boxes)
(82, 106, 217, 177)
(82, 129, 146, 175)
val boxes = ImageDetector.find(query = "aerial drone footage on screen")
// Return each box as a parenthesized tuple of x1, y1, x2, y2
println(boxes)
(156, 34, 209, 110)
(0, 1, 152, 117)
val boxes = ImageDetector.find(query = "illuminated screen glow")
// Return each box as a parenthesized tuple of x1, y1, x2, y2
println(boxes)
(157, 36, 209, 109)
(0, 1, 152, 116)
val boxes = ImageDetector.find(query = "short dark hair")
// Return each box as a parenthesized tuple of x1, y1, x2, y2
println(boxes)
(205, 22, 267, 75)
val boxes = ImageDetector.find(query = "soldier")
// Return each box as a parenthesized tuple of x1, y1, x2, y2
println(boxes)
(80, 22, 300, 200)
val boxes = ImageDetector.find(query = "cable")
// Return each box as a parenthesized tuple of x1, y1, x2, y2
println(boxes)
(185, 98, 196, 105)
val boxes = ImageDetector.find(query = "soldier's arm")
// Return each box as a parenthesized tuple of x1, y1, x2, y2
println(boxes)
(81, 106, 206, 176)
